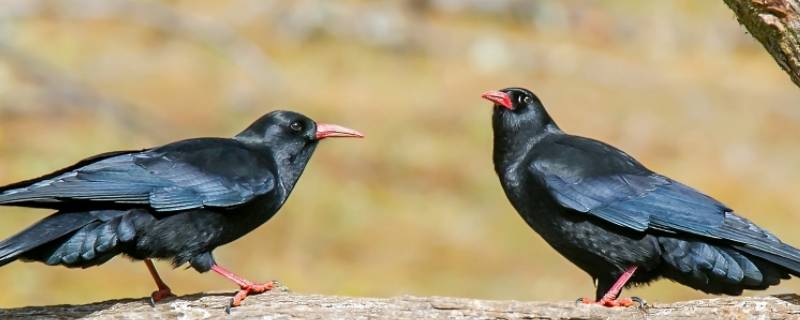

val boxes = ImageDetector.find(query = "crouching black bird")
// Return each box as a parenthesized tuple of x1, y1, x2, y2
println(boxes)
(482, 87, 800, 307)
(0, 110, 362, 309)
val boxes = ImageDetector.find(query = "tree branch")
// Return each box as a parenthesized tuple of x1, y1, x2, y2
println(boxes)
(724, 0, 800, 88)
(2, 291, 799, 319)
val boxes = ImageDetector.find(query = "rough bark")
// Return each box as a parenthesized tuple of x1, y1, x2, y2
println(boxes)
(2, 291, 799, 320)
(724, 0, 800, 88)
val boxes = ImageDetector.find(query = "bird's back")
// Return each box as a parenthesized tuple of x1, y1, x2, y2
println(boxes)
(0, 137, 279, 212)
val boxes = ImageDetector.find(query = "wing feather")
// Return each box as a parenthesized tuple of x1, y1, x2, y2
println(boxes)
(0, 138, 275, 212)
(530, 136, 800, 273)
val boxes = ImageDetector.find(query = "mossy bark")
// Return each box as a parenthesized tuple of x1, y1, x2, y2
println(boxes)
(724, 0, 800, 88)
(2, 291, 800, 320)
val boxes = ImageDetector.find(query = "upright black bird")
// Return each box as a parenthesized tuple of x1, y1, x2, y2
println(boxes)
(0, 110, 362, 308)
(482, 87, 800, 307)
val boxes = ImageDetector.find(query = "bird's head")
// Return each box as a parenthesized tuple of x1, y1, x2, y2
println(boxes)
(481, 87, 558, 134)
(235, 110, 363, 156)
(235, 110, 362, 188)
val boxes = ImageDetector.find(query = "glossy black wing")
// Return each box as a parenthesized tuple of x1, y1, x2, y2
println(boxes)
(530, 135, 800, 270)
(531, 136, 709, 231)
(0, 138, 275, 212)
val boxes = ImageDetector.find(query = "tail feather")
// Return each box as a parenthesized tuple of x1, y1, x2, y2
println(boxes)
(735, 244, 800, 277)
(659, 237, 795, 295)
(0, 212, 98, 266)
(717, 212, 800, 278)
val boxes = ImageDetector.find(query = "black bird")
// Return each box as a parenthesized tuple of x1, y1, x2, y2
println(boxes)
(0, 110, 362, 308)
(482, 87, 800, 307)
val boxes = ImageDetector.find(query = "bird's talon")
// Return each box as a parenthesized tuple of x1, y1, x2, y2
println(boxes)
(149, 288, 175, 306)
(231, 290, 246, 307)
(631, 296, 648, 310)
(224, 302, 233, 315)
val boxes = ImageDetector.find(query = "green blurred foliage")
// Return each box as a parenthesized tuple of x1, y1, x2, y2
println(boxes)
(1, 0, 799, 308)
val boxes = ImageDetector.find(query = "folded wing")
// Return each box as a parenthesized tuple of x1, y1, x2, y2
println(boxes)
(0, 138, 275, 212)
(531, 136, 800, 273)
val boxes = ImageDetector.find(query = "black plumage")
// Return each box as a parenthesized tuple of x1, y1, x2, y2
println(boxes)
(482, 87, 800, 306)
(0, 110, 362, 308)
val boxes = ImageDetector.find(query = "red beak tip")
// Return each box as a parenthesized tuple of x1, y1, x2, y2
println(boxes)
(480, 90, 513, 110)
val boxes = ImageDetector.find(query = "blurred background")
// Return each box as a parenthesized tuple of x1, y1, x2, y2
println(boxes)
(1, 0, 799, 308)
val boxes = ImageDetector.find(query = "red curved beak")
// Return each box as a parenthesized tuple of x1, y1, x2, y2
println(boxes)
(481, 90, 513, 110)
(315, 123, 364, 140)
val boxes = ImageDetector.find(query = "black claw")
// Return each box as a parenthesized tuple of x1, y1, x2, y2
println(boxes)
(148, 296, 156, 308)
(574, 297, 585, 306)
(225, 298, 235, 314)
(631, 296, 648, 311)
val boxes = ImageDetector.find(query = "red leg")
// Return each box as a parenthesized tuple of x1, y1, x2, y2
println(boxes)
(144, 259, 175, 304)
(211, 264, 274, 308)
(580, 266, 638, 307)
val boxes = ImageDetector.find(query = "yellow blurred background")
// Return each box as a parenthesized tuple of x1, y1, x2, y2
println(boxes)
(1, 0, 799, 308)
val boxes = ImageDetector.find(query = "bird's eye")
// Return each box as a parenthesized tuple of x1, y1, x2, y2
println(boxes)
(289, 121, 304, 132)
(523, 96, 532, 104)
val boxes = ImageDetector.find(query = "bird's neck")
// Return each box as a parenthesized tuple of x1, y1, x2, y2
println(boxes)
(273, 144, 318, 193)
(492, 115, 560, 174)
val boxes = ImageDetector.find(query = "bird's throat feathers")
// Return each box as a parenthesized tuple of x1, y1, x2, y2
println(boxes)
(235, 132, 319, 194)
(274, 142, 319, 192)
(492, 107, 560, 171)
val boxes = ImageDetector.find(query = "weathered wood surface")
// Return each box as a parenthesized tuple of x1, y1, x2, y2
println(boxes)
(724, 0, 800, 88)
(2, 291, 799, 320)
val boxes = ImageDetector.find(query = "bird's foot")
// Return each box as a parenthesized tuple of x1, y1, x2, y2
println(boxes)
(225, 281, 275, 313)
(148, 287, 176, 306)
(577, 296, 640, 308)
(599, 297, 634, 307)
